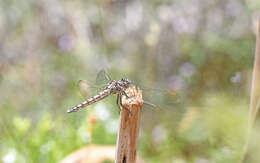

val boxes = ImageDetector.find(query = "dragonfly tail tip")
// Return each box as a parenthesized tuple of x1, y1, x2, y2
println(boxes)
(67, 109, 73, 113)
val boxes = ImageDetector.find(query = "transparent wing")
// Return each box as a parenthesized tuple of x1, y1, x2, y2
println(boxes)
(139, 86, 184, 120)
(134, 84, 182, 110)
(78, 80, 106, 99)
(77, 69, 111, 99)
(95, 69, 111, 85)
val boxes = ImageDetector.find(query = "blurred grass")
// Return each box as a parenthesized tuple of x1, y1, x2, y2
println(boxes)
(139, 93, 248, 163)
(0, 93, 248, 163)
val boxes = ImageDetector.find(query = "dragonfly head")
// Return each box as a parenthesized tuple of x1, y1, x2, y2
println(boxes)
(121, 78, 131, 87)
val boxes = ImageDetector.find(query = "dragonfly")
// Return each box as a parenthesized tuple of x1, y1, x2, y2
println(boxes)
(67, 70, 178, 113)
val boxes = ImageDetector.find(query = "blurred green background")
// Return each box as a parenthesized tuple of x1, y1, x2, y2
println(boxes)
(0, 0, 259, 162)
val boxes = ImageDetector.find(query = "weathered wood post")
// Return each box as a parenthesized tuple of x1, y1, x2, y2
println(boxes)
(115, 86, 143, 163)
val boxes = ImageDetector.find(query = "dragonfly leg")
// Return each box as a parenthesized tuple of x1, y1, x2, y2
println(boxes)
(119, 92, 132, 115)
(119, 93, 122, 106)
(123, 91, 129, 98)
(116, 94, 121, 113)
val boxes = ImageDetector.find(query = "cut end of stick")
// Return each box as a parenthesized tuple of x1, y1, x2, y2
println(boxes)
(121, 86, 143, 107)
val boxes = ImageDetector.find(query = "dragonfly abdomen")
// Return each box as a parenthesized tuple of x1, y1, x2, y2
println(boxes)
(67, 89, 111, 113)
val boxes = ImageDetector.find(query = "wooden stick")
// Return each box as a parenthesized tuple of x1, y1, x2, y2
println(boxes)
(115, 86, 143, 163)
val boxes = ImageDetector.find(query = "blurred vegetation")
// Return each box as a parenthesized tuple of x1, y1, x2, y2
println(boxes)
(0, 0, 260, 162)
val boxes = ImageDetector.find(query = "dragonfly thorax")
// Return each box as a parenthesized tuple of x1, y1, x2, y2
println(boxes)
(105, 79, 131, 94)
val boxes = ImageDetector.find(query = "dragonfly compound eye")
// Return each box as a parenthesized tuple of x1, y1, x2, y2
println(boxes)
(123, 78, 131, 84)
